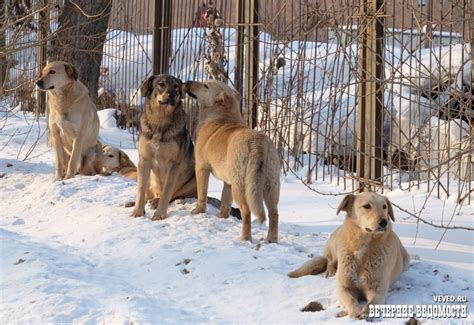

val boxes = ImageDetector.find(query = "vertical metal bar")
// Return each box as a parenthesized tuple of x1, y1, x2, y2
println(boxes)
(152, 0, 171, 75)
(0, 0, 5, 95)
(243, 0, 258, 128)
(356, 0, 384, 192)
(235, 0, 245, 114)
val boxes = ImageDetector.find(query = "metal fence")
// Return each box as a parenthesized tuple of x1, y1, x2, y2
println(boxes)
(2, 0, 472, 204)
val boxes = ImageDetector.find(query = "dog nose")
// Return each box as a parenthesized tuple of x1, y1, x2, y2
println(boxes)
(379, 219, 388, 228)
(36, 80, 43, 88)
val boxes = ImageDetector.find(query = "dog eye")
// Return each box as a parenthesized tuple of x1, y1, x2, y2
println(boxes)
(363, 204, 371, 209)
(383, 204, 387, 209)
(158, 82, 165, 87)
(49, 70, 56, 74)
(108, 154, 114, 158)
(204, 84, 208, 89)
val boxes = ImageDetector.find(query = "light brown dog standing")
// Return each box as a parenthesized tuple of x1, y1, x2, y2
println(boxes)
(288, 192, 410, 319)
(186, 80, 280, 242)
(36, 61, 101, 180)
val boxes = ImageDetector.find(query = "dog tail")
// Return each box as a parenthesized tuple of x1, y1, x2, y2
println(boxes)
(244, 138, 267, 223)
(287, 256, 328, 278)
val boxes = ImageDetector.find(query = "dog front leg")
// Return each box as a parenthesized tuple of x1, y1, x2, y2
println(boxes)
(192, 166, 210, 214)
(65, 137, 83, 179)
(336, 255, 360, 318)
(152, 164, 178, 221)
(218, 183, 232, 218)
(51, 127, 65, 181)
(357, 286, 389, 320)
(131, 158, 152, 217)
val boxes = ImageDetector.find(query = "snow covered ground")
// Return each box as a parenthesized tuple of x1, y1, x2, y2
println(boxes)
(1, 106, 473, 323)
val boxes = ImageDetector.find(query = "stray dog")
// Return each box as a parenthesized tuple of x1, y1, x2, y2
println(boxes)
(130, 75, 240, 220)
(131, 74, 197, 220)
(36, 61, 101, 180)
(101, 144, 137, 180)
(288, 192, 410, 319)
(186, 80, 280, 242)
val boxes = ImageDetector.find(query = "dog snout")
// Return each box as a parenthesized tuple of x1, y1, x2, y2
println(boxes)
(36, 80, 44, 88)
(378, 218, 388, 229)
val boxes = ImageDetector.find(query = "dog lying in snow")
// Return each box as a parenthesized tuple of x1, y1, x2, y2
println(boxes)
(100, 144, 137, 180)
(288, 192, 410, 319)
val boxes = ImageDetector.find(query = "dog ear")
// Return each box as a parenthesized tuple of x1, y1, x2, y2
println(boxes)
(336, 194, 355, 215)
(384, 196, 395, 221)
(102, 144, 109, 152)
(65, 63, 78, 80)
(216, 91, 231, 105)
(119, 151, 135, 168)
(140, 76, 155, 98)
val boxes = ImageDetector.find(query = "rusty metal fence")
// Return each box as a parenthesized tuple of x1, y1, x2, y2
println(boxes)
(1, 0, 472, 204)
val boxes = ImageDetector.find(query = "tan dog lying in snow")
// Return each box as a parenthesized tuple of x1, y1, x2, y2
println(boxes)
(288, 192, 410, 319)
(101, 144, 137, 180)
(185, 80, 280, 242)
(36, 61, 102, 180)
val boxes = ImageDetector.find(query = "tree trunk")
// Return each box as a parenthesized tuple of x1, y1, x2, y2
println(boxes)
(51, 0, 111, 105)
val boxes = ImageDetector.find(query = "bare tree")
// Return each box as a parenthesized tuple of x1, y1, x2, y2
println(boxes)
(51, 0, 111, 105)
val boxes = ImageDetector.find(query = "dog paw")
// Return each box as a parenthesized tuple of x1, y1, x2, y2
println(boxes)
(54, 173, 64, 181)
(191, 206, 206, 214)
(130, 209, 145, 218)
(325, 269, 336, 278)
(266, 234, 278, 244)
(336, 310, 348, 318)
(151, 211, 167, 221)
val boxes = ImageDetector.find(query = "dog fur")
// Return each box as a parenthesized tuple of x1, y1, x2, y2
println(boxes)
(131, 74, 197, 220)
(36, 61, 101, 180)
(101, 144, 137, 180)
(288, 192, 410, 319)
(186, 80, 280, 242)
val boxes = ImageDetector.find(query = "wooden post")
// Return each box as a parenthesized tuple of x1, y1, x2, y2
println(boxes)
(152, 0, 171, 75)
(356, 0, 384, 192)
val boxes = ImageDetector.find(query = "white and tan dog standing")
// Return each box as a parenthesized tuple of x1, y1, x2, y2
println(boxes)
(288, 192, 410, 319)
(186, 80, 280, 242)
(36, 61, 101, 180)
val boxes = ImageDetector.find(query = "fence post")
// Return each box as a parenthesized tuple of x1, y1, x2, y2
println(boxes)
(0, 0, 5, 95)
(235, 0, 245, 114)
(152, 0, 171, 75)
(356, 0, 385, 192)
(244, 0, 259, 128)
(36, 0, 48, 116)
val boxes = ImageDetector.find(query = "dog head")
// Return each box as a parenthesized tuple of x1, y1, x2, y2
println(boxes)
(337, 192, 394, 234)
(140, 74, 185, 106)
(36, 61, 78, 91)
(101, 144, 136, 174)
(184, 80, 240, 109)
